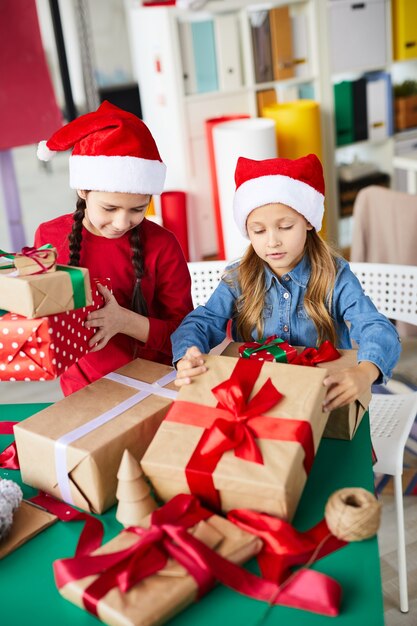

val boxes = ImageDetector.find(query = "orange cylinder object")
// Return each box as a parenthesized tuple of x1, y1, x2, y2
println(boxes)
(205, 115, 250, 260)
(160, 191, 190, 261)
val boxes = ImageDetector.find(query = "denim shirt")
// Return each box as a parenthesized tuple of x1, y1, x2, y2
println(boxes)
(171, 254, 401, 383)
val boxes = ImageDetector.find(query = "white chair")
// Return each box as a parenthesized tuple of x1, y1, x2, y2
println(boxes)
(350, 261, 417, 613)
(187, 260, 228, 308)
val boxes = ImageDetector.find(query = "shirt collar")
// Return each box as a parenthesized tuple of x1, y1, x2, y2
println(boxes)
(264, 254, 311, 290)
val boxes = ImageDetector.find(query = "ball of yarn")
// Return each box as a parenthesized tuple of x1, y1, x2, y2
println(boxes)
(0, 478, 23, 542)
(324, 487, 382, 542)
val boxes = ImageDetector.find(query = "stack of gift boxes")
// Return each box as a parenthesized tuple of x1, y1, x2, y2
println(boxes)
(0, 245, 106, 381)
(1, 247, 372, 626)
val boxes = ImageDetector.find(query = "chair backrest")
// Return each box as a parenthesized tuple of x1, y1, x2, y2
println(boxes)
(188, 260, 417, 327)
(349, 262, 417, 327)
(187, 261, 228, 307)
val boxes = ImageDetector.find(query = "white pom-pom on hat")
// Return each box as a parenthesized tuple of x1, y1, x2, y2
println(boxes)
(37, 101, 166, 194)
(37, 140, 56, 162)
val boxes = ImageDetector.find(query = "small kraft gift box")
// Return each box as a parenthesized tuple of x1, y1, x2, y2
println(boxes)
(0, 280, 105, 382)
(0, 252, 92, 318)
(14, 359, 178, 514)
(54, 494, 262, 626)
(141, 354, 328, 521)
(221, 342, 371, 441)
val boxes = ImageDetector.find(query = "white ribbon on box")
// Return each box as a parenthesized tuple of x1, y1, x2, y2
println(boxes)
(54, 370, 178, 505)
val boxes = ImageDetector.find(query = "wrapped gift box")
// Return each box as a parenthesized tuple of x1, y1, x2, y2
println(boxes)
(0, 280, 106, 382)
(0, 264, 92, 318)
(142, 354, 328, 521)
(222, 342, 371, 440)
(315, 349, 371, 440)
(14, 359, 178, 513)
(55, 495, 261, 626)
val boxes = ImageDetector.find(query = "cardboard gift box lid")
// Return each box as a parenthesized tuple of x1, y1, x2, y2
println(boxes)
(315, 349, 371, 440)
(221, 343, 371, 440)
(14, 359, 178, 514)
(57, 508, 261, 626)
(142, 354, 328, 520)
(0, 265, 92, 318)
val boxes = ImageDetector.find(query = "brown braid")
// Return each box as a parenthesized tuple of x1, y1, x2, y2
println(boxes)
(130, 225, 148, 315)
(68, 196, 86, 266)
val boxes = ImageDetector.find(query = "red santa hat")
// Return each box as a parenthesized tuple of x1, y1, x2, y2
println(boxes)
(233, 153, 325, 235)
(37, 101, 166, 195)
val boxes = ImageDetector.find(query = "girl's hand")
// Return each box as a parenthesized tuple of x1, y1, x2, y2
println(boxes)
(322, 361, 379, 411)
(85, 283, 124, 352)
(175, 346, 207, 387)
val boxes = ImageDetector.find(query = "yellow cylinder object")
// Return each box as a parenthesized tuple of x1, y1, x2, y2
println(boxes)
(262, 100, 327, 238)
(262, 100, 322, 160)
(145, 197, 156, 216)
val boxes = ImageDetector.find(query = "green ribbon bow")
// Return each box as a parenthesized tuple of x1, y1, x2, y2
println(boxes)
(242, 336, 289, 363)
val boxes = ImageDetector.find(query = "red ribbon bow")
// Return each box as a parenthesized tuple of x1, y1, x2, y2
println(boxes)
(292, 340, 341, 367)
(53, 493, 341, 617)
(166, 359, 316, 511)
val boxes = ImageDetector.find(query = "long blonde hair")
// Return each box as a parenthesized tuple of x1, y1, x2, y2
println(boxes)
(231, 230, 339, 345)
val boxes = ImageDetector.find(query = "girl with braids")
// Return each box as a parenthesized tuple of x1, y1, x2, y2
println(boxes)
(34, 101, 193, 395)
(172, 154, 400, 411)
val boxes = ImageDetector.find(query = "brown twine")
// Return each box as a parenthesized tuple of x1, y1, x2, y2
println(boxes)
(324, 487, 382, 542)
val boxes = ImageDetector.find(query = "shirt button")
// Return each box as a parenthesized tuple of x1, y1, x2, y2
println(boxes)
(284, 275, 290, 281)
(283, 325, 289, 332)
(283, 292, 290, 299)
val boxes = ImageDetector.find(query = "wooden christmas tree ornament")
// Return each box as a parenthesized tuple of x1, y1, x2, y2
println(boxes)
(116, 449, 157, 527)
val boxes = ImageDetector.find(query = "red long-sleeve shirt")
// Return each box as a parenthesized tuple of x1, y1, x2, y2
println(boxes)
(34, 215, 193, 395)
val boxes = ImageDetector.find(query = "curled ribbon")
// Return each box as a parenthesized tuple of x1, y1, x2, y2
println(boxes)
(53, 493, 341, 617)
(166, 359, 315, 511)
(227, 508, 346, 584)
(14, 245, 57, 275)
(0, 422, 19, 470)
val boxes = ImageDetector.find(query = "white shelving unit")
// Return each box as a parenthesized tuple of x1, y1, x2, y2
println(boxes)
(125, 0, 339, 260)
(323, 0, 417, 250)
(125, 0, 417, 258)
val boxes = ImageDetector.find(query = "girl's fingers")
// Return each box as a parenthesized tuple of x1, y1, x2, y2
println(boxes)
(85, 317, 104, 329)
(177, 364, 207, 379)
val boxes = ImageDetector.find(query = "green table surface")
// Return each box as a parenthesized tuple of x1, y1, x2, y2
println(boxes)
(0, 404, 384, 626)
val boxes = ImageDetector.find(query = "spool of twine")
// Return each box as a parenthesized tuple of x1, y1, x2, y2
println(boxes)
(325, 487, 382, 541)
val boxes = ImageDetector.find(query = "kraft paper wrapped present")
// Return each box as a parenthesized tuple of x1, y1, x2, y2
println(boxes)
(142, 355, 328, 521)
(54, 494, 262, 626)
(0, 244, 58, 276)
(222, 342, 371, 441)
(14, 359, 178, 514)
(316, 349, 371, 440)
(0, 262, 92, 318)
(0, 280, 106, 382)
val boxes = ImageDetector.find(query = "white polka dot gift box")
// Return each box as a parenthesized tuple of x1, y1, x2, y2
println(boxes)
(0, 281, 106, 381)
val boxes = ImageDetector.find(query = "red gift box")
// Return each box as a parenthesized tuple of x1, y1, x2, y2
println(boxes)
(239, 335, 298, 363)
(0, 281, 107, 381)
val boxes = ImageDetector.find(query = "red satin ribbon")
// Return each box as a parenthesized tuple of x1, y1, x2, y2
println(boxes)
(227, 508, 346, 584)
(292, 341, 341, 367)
(30, 492, 103, 557)
(15, 246, 57, 274)
(53, 493, 341, 617)
(0, 421, 19, 469)
(165, 359, 315, 511)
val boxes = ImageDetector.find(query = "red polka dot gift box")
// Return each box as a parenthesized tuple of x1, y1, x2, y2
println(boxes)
(0, 281, 107, 381)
